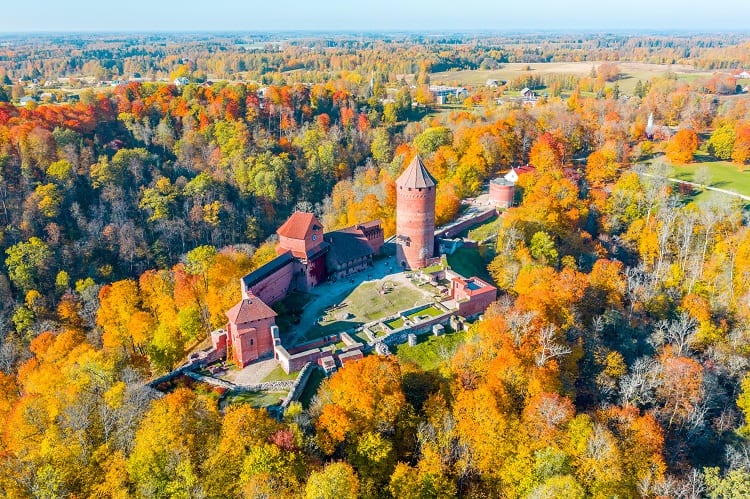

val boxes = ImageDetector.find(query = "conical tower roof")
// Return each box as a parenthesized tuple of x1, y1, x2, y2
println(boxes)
(396, 155, 437, 189)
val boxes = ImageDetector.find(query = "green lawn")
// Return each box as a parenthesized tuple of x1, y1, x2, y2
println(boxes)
(667, 153, 750, 198)
(350, 330, 372, 344)
(447, 246, 493, 283)
(385, 317, 405, 330)
(305, 277, 430, 341)
(224, 391, 286, 408)
(393, 331, 468, 371)
(405, 304, 445, 321)
(467, 215, 502, 242)
(348, 279, 427, 321)
(262, 365, 300, 382)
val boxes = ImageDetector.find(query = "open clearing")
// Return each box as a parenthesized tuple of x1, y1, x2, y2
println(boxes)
(647, 152, 750, 201)
(669, 157, 750, 198)
(224, 391, 286, 408)
(393, 331, 468, 371)
(431, 62, 714, 95)
(447, 246, 494, 283)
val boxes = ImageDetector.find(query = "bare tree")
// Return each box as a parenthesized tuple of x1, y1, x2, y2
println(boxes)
(649, 313, 698, 357)
(620, 357, 660, 408)
(506, 309, 537, 348)
(535, 324, 572, 368)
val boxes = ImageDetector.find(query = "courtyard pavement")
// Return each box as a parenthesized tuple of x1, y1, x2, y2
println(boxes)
(284, 253, 406, 347)
(222, 357, 279, 386)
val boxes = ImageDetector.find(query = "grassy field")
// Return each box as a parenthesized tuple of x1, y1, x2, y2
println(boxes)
(405, 304, 445, 321)
(348, 279, 427, 321)
(431, 62, 713, 96)
(667, 154, 750, 198)
(385, 317, 405, 330)
(447, 246, 493, 283)
(393, 331, 467, 371)
(467, 215, 502, 242)
(224, 390, 286, 408)
(262, 365, 300, 383)
(303, 275, 430, 341)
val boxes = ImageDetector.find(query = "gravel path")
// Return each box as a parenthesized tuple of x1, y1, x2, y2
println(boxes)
(223, 357, 279, 386)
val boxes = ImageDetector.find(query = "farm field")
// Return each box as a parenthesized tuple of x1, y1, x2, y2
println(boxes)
(431, 62, 715, 95)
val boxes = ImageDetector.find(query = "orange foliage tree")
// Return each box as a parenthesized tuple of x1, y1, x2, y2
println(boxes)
(732, 122, 750, 167)
(315, 356, 406, 454)
(665, 129, 698, 164)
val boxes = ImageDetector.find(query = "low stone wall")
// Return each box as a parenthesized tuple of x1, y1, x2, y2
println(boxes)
(185, 371, 237, 390)
(148, 364, 194, 389)
(185, 370, 295, 392)
(368, 311, 454, 351)
(435, 207, 497, 239)
(281, 362, 316, 412)
(288, 334, 340, 354)
(247, 380, 296, 392)
(276, 343, 328, 374)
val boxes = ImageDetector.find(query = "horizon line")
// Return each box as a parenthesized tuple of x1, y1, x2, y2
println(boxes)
(1, 28, 750, 36)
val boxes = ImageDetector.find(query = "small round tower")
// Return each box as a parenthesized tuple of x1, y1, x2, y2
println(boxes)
(489, 177, 515, 208)
(396, 155, 437, 269)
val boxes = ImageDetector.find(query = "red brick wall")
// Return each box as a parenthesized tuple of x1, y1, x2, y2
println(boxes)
(489, 182, 514, 208)
(247, 259, 295, 305)
(457, 288, 497, 318)
(278, 228, 323, 258)
(306, 253, 327, 289)
(365, 227, 384, 254)
(396, 185, 436, 269)
(288, 349, 324, 372)
(452, 277, 497, 319)
(228, 316, 275, 367)
(278, 235, 307, 257)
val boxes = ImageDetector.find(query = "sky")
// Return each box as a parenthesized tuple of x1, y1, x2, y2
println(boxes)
(1, 0, 749, 32)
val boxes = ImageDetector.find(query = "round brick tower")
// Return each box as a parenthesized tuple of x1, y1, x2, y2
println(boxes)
(396, 155, 437, 269)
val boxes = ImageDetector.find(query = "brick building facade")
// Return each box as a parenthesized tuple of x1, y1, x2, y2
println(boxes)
(395, 155, 437, 269)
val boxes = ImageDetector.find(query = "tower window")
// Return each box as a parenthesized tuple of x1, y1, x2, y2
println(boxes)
(250, 338, 254, 345)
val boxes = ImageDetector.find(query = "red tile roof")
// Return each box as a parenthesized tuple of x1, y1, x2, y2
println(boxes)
(226, 295, 277, 324)
(396, 155, 437, 189)
(276, 211, 322, 240)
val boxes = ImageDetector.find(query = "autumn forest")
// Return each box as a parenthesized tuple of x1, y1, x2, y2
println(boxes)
(1, 30, 750, 498)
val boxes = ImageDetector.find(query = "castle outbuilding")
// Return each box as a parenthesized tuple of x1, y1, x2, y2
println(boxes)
(225, 294, 277, 367)
(395, 155, 437, 269)
(489, 177, 515, 208)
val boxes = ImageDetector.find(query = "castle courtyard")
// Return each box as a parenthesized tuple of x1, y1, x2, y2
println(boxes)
(282, 253, 444, 346)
